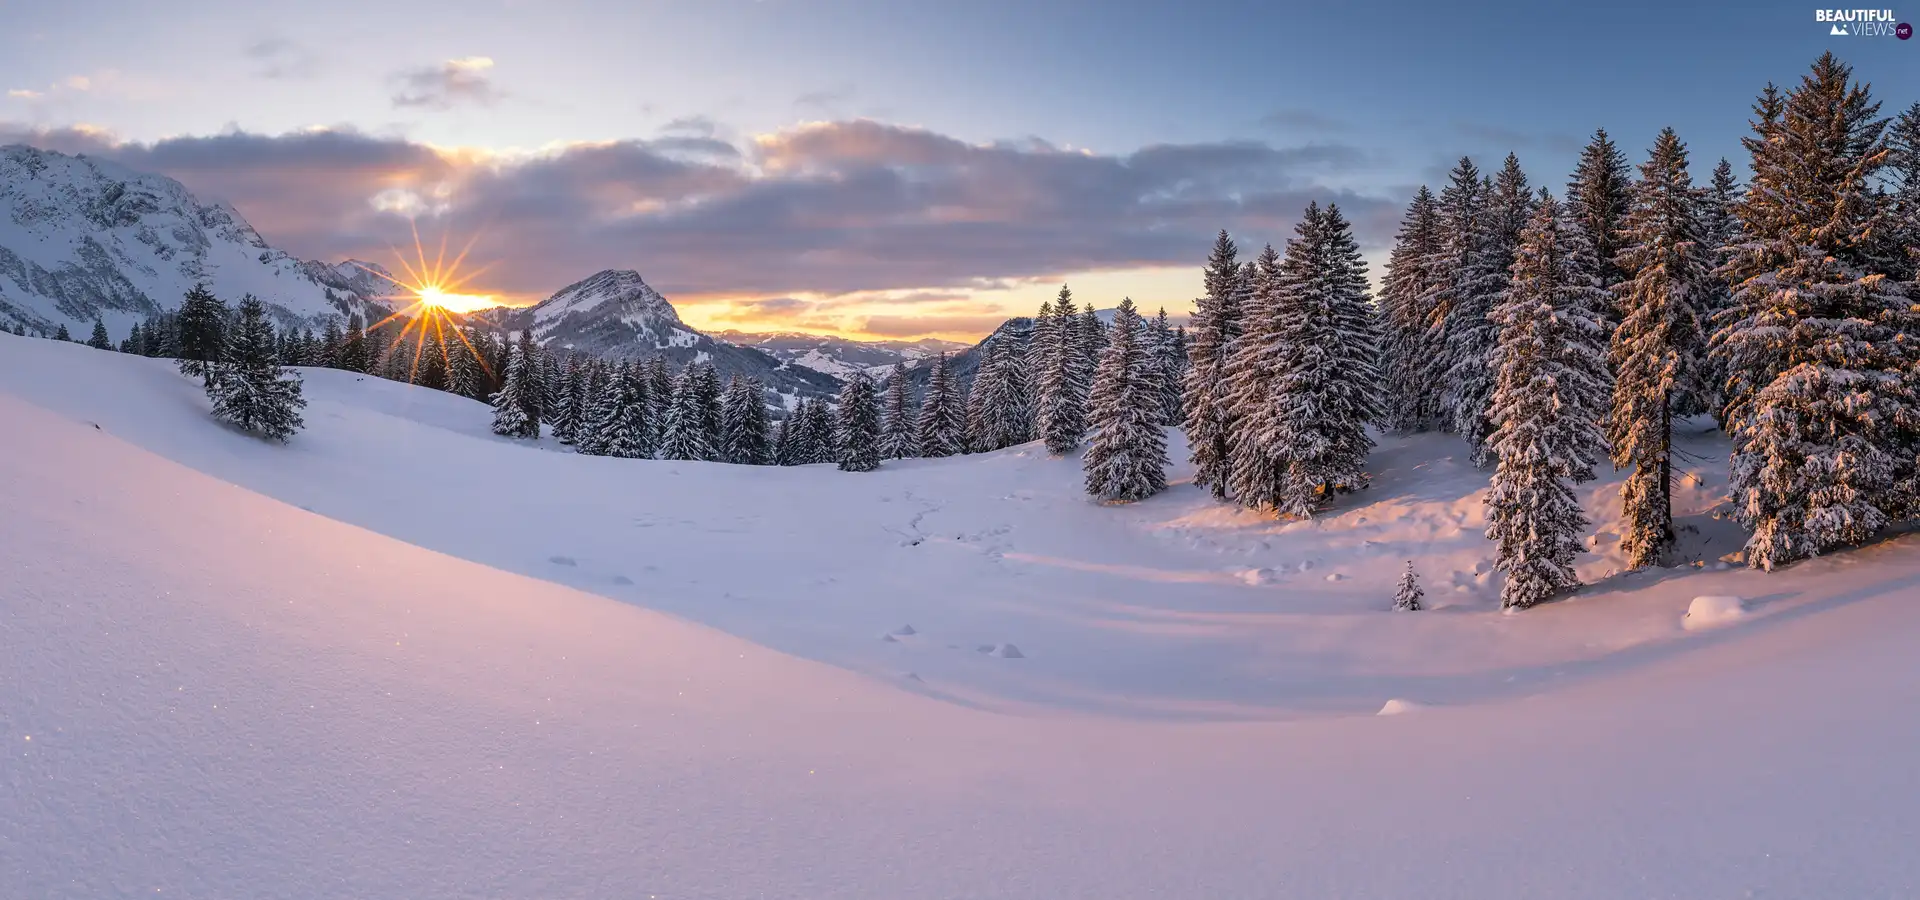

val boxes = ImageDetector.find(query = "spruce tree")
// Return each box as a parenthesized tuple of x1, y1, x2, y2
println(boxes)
(643, 356, 673, 450)
(207, 295, 306, 442)
(692, 362, 724, 458)
(917, 353, 967, 457)
(969, 332, 1033, 452)
(836, 372, 883, 472)
(1696, 159, 1744, 424)
(489, 342, 540, 439)
(175, 284, 228, 385)
(1183, 230, 1245, 499)
(600, 365, 653, 459)
(878, 363, 919, 459)
(1035, 285, 1092, 455)
(1220, 242, 1289, 509)
(574, 360, 616, 455)
(552, 354, 586, 443)
(87, 319, 111, 350)
(53, 323, 72, 341)
(1567, 128, 1636, 316)
(1609, 128, 1713, 570)
(1485, 194, 1612, 610)
(659, 370, 715, 462)
(339, 314, 370, 373)
(772, 413, 793, 466)
(513, 331, 543, 425)
(319, 319, 344, 369)
(1713, 54, 1919, 570)
(1077, 304, 1105, 376)
(805, 397, 840, 464)
(720, 374, 772, 465)
(1381, 186, 1447, 432)
(1393, 561, 1424, 612)
(448, 327, 486, 401)
(1885, 101, 1920, 284)
(1083, 298, 1168, 502)
(1027, 296, 1059, 375)
(1149, 308, 1185, 426)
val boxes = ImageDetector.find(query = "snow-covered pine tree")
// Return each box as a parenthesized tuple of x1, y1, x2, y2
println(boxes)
(207, 295, 306, 442)
(446, 327, 483, 400)
(175, 284, 228, 386)
(966, 336, 1029, 452)
(599, 364, 653, 459)
(416, 327, 448, 391)
(1380, 186, 1447, 432)
(836, 372, 882, 472)
(878, 363, 919, 459)
(917, 353, 967, 457)
(537, 348, 563, 424)
(318, 319, 343, 369)
(1566, 128, 1636, 319)
(552, 354, 586, 443)
(691, 362, 724, 459)
(1183, 230, 1245, 500)
(1077, 304, 1106, 373)
(1083, 297, 1168, 502)
(1696, 158, 1743, 424)
(784, 399, 822, 465)
(1484, 193, 1612, 610)
(1712, 54, 1919, 570)
(1393, 561, 1424, 611)
(1220, 242, 1289, 510)
(1428, 156, 1516, 466)
(574, 360, 616, 456)
(658, 369, 712, 461)
(1035, 285, 1091, 455)
(641, 356, 672, 449)
(512, 331, 543, 426)
(720, 374, 773, 465)
(53, 323, 71, 341)
(1885, 101, 1920, 284)
(1027, 295, 1058, 375)
(807, 396, 841, 465)
(87, 319, 111, 350)
(771, 412, 792, 466)
(490, 342, 540, 439)
(1149, 308, 1185, 426)
(1608, 128, 1713, 570)
(339, 315, 369, 373)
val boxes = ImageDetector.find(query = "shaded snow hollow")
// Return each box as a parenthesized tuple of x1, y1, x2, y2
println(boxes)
(5, 333, 1920, 898)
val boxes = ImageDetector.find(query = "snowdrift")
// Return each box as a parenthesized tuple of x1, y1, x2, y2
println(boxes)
(5, 332, 1920, 897)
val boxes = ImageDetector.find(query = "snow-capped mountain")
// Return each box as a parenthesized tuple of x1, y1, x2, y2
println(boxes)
(0, 145, 398, 336)
(469, 270, 841, 400)
(714, 330, 968, 377)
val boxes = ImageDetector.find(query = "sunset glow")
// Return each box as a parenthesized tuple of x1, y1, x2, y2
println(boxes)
(415, 284, 497, 313)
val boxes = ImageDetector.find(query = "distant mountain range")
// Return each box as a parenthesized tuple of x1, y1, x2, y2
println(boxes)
(0, 145, 398, 335)
(713, 330, 967, 378)
(0, 143, 1035, 401)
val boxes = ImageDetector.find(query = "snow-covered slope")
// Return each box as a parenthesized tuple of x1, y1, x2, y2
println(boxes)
(716, 329, 968, 377)
(471, 270, 842, 399)
(0, 145, 398, 337)
(6, 332, 1920, 898)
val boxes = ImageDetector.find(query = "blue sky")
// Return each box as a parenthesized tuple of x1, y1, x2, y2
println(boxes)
(2, 0, 1913, 337)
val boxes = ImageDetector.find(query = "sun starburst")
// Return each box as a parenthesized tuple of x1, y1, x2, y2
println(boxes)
(352, 221, 502, 389)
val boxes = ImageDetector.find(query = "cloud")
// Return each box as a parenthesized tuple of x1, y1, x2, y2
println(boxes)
(860, 312, 1014, 338)
(6, 89, 43, 100)
(391, 57, 502, 109)
(0, 120, 1398, 329)
(246, 38, 321, 80)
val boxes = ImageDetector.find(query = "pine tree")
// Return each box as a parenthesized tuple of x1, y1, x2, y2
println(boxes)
(1712, 54, 1919, 570)
(574, 360, 616, 455)
(836, 372, 882, 472)
(551, 354, 586, 443)
(917, 353, 967, 457)
(1183, 230, 1245, 500)
(659, 369, 715, 462)
(720, 375, 772, 465)
(599, 364, 653, 459)
(1566, 128, 1636, 316)
(771, 413, 792, 466)
(643, 356, 673, 450)
(448, 327, 485, 401)
(1035, 285, 1092, 454)
(1381, 186, 1447, 432)
(1149, 308, 1185, 426)
(1885, 101, 1920, 284)
(415, 327, 449, 391)
(1220, 242, 1289, 509)
(1027, 296, 1059, 375)
(1696, 158, 1744, 424)
(1393, 561, 1424, 612)
(86, 319, 111, 350)
(1609, 128, 1714, 570)
(1428, 156, 1514, 466)
(207, 295, 306, 442)
(514, 331, 544, 425)
(319, 319, 344, 369)
(53, 323, 71, 341)
(1083, 298, 1168, 502)
(175, 284, 227, 385)
(1077, 304, 1106, 375)
(1485, 194, 1612, 610)
(878, 363, 919, 459)
(490, 343, 540, 439)
(803, 397, 840, 465)
(969, 331, 1032, 452)
(339, 314, 370, 374)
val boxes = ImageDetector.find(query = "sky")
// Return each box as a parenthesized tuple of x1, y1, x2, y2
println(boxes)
(1, 0, 1914, 339)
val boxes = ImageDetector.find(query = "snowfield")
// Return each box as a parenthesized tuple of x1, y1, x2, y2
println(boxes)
(5, 332, 1920, 898)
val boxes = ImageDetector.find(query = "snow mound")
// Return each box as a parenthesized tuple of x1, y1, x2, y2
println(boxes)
(1684, 596, 1747, 631)
(1377, 698, 1427, 716)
